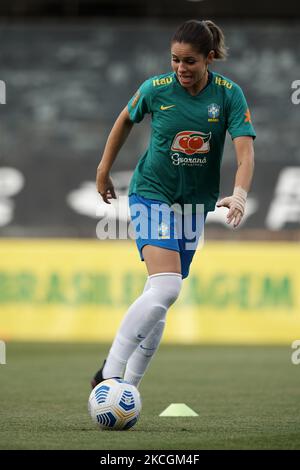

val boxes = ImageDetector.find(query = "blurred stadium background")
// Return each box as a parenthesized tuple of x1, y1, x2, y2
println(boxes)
(0, 0, 300, 450)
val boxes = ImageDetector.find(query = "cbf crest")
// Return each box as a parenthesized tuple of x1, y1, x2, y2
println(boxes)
(207, 103, 220, 122)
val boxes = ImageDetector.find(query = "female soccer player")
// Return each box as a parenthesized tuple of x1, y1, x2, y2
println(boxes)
(92, 19, 256, 388)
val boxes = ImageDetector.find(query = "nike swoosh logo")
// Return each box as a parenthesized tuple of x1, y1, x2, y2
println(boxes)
(160, 105, 176, 110)
(140, 345, 156, 351)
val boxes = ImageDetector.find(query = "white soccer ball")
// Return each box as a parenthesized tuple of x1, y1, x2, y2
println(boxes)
(88, 378, 142, 431)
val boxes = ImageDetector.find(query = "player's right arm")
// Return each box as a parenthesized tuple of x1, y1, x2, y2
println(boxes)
(96, 107, 134, 204)
(96, 78, 153, 204)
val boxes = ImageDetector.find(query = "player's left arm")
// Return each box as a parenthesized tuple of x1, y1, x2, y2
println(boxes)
(233, 136, 255, 193)
(217, 136, 254, 228)
(218, 83, 256, 228)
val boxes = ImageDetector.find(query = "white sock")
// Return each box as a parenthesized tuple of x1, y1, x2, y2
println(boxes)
(142, 276, 151, 293)
(102, 272, 182, 379)
(124, 275, 166, 387)
(124, 319, 165, 387)
(100, 277, 151, 380)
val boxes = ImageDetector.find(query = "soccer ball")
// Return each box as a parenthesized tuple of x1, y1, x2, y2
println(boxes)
(88, 378, 142, 431)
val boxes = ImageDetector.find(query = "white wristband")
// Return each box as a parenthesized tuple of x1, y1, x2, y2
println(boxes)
(233, 186, 247, 214)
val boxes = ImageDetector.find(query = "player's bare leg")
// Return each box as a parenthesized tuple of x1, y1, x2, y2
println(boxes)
(141, 245, 181, 276)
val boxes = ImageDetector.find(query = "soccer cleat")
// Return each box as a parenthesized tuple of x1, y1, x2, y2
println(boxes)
(91, 359, 106, 389)
(91, 359, 121, 389)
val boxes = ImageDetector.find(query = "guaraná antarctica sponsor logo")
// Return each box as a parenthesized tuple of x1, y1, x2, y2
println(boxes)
(171, 154, 207, 167)
(170, 130, 211, 167)
(95, 195, 205, 251)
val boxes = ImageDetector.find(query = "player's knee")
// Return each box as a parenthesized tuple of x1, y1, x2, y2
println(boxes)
(162, 281, 182, 306)
(149, 273, 182, 307)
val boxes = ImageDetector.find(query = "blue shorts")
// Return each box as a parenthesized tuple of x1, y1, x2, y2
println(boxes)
(129, 193, 207, 279)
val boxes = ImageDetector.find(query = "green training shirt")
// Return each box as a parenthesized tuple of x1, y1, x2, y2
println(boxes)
(127, 71, 256, 212)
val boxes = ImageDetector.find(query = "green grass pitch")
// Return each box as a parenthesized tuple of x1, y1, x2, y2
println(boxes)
(0, 342, 299, 450)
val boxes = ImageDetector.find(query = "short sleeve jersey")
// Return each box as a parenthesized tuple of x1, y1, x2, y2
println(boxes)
(127, 71, 256, 212)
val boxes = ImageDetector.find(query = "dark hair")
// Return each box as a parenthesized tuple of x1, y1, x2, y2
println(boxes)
(172, 19, 228, 60)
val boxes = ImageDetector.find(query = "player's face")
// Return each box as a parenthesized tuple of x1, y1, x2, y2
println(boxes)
(171, 42, 213, 92)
